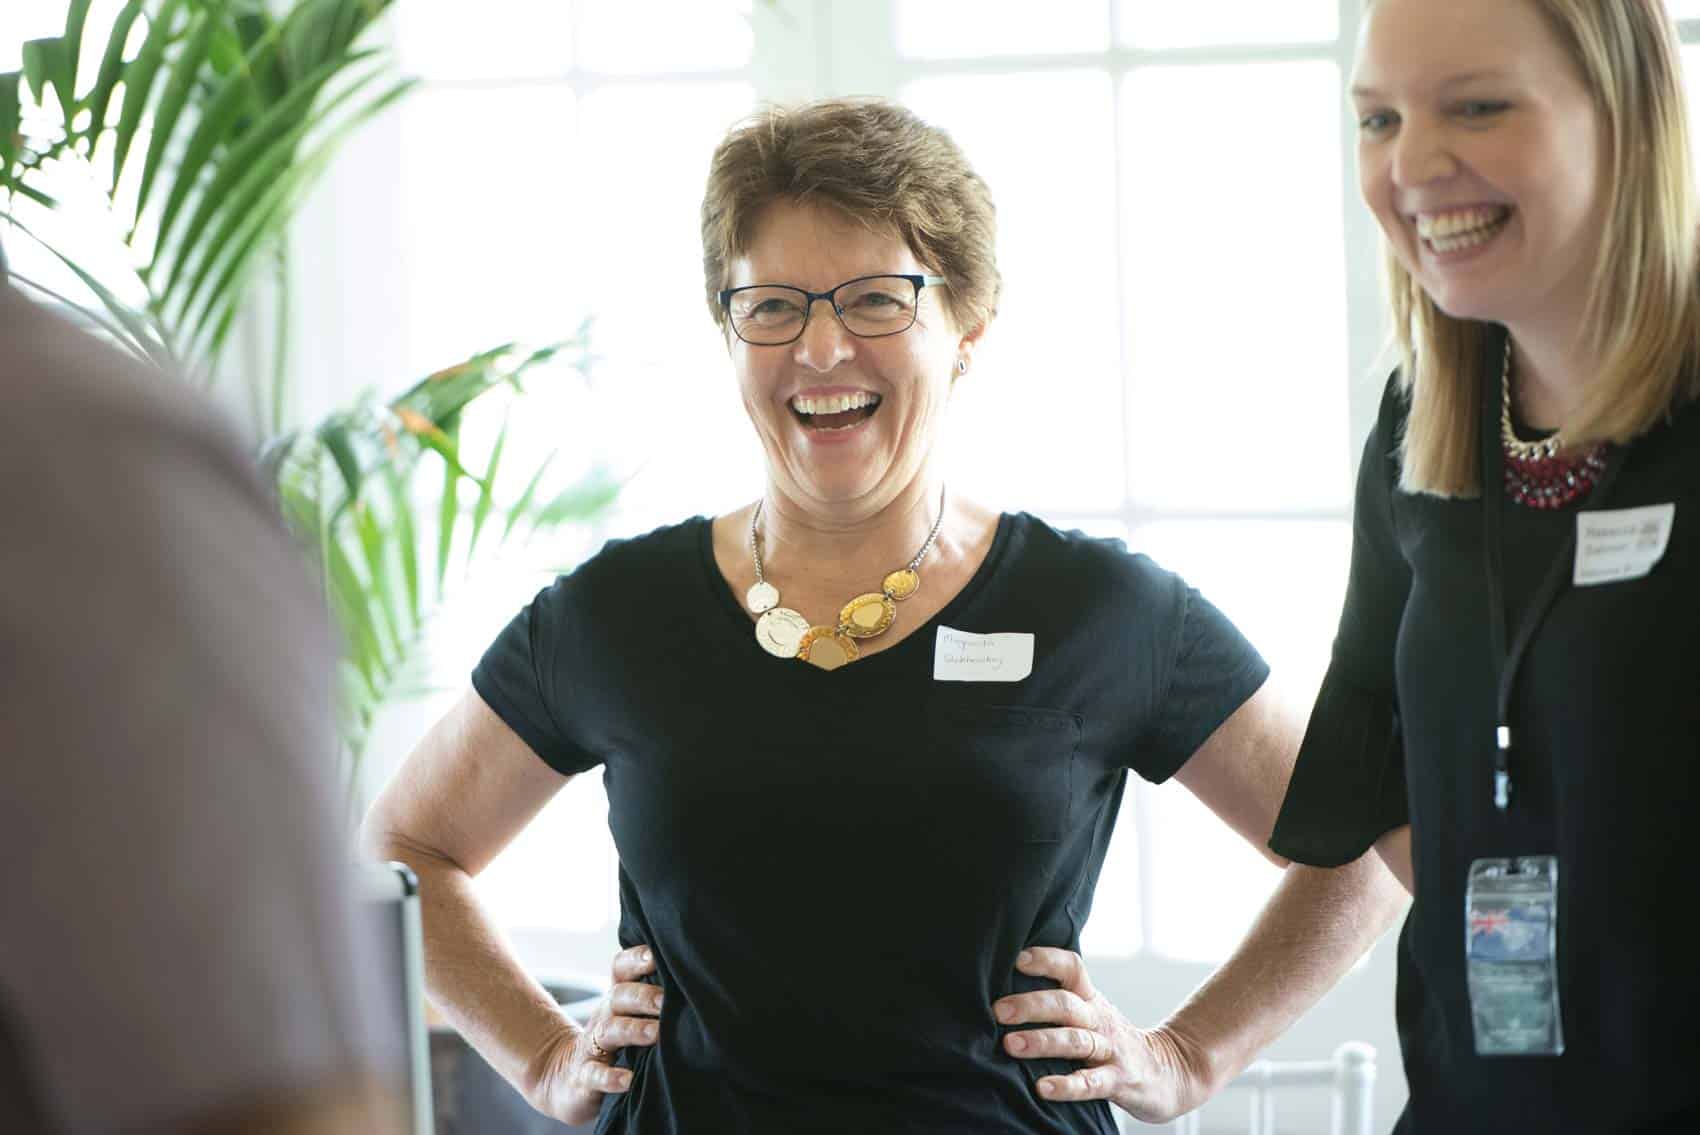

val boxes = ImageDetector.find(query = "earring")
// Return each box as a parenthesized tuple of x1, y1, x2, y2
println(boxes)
(956, 359, 967, 374)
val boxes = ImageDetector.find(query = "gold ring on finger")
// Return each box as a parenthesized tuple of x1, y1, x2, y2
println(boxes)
(587, 1030, 610, 1061)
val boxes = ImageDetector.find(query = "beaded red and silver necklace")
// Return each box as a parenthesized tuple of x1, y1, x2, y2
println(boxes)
(1500, 339, 1610, 510)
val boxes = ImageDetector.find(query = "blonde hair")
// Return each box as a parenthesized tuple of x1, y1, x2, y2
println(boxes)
(700, 97, 1000, 336)
(1383, 0, 1700, 496)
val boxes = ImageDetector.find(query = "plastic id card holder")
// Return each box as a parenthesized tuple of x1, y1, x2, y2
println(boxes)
(1466, 856, 1564, 1056)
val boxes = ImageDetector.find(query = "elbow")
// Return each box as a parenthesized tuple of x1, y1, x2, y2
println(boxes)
(358, 804, 463, 882)
(355, 798, 398, 864)
(357, 799, 427, 870)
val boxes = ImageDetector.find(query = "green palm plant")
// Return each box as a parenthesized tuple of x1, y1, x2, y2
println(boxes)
(2, 0, 622, 797)
(266, 334, 621, 800)
(0, 0, 409, 431)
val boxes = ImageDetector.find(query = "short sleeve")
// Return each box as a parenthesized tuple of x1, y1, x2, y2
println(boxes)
(1136, 584, 1272, 784)
(1269, 374, 1414, 865)
(471, 578, 602, 776)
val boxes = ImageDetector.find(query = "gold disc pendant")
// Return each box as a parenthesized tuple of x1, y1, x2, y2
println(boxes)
(840, 592, 897, 638)
(882, 568, 920, 601)
(797, 626, 859, 670)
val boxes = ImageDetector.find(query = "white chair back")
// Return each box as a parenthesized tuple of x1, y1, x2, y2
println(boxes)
(1116, 1042, 1376, 1135)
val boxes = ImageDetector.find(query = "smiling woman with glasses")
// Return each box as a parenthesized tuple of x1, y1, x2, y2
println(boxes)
(364, 96, 1408, 1134)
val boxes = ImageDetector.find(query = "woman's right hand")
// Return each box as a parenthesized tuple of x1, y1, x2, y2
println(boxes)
(533, 944, 662, 1125)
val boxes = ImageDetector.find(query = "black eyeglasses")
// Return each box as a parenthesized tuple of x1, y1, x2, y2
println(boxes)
(718, 273, 948, 345)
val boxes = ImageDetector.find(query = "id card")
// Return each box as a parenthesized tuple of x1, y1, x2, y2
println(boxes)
(1465, 856, 1564, 1056)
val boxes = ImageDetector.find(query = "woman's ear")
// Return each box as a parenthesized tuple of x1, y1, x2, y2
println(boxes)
(954, 321, 989, 379)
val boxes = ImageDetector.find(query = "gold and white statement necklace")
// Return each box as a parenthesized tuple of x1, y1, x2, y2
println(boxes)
(746, 486, 947, 671)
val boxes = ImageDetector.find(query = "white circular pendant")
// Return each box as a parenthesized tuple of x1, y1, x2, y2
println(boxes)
(755, 607, 810, 658)
(746, 580, 780, 614)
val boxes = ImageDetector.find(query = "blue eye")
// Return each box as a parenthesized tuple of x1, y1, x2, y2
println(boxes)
(1358, 110, 1397, 135)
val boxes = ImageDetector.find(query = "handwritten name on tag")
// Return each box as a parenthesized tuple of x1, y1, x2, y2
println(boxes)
(933, 626, 1034, 682)
(1574, 503, 1675, 586)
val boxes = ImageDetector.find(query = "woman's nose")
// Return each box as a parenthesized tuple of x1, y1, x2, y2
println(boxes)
(792, 299, 856, 371)
(1390, 119, 1459, 188)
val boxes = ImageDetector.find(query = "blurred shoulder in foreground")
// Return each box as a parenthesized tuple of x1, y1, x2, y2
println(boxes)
(0, 283, 402, 1133)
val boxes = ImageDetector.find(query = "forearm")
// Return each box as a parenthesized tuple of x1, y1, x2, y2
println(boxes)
(372, 835, 577, 1108)
(1159, 850, 1409, 1098)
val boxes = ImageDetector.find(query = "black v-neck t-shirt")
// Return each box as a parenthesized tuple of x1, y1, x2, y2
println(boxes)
(1271, 343, 1700, 1133)
(473, 512, 1268, 1134)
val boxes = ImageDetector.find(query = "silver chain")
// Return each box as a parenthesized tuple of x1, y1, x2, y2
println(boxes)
(749, 500, 768, 584)
(750, 483, 948, 584)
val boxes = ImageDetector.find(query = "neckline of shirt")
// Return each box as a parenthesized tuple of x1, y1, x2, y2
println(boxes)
(693, 509, 1020, 680)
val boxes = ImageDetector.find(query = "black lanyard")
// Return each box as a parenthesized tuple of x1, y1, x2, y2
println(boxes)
(1479, 337, 1628, 812)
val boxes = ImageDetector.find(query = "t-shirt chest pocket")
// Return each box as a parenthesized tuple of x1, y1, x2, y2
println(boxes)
(918, 705, 1080, 845)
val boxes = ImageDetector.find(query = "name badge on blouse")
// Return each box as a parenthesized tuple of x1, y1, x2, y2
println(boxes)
(932, 627, 1033, 682)
(1573, 502, 1674, 586)
(1465, 856, 1564, 1057)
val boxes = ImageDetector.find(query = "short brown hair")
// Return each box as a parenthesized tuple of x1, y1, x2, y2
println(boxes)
(1382, 0, 1700, 496)
(700, 97, 1000, 335)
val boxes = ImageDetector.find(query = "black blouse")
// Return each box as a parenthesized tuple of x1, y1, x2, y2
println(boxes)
(1271, 331, 1700, 1133)
(474, 513, 1268, 1134)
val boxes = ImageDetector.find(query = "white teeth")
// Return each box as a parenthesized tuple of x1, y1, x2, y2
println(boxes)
(791, 391, 880, 416)
(1428, 226, 1500, 254)
(1416, 206, 1510, 241)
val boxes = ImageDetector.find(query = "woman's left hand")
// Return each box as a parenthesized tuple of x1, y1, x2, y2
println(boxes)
(993, 947, 1210, 1125)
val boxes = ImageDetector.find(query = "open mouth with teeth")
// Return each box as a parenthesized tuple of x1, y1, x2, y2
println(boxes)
(1417, 205, 1514, 254)
(790, 391, 882, 431)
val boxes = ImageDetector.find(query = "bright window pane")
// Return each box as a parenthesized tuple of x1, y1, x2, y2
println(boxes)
(480, 768, 619, 933)
(1122, 62, 1350, 512)
(397, 86, 584, 380)
(905, 72, 1124, 512)
(1120, 0, 1336, 49)
(897, 0, 1109, 59)
(1137, 519, 1350, 698)
(1141, 782, 1285, 962)
(1080, 791, 1144, 957)
(422, 563, 617, 934)
(577, 0, 752, 73)
(1132, 518, 1349, 962)
(397, 0, 572, 80)
(576, 82, 761, 529)
(1091, 516, 1347, 962)
(1671, 1, 1700, 21)
(1, 0, 73, 70)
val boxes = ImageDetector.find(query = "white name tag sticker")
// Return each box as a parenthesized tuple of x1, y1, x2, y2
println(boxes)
(933, 626, 1034, 682)
(1574, 503, 1675, 586)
